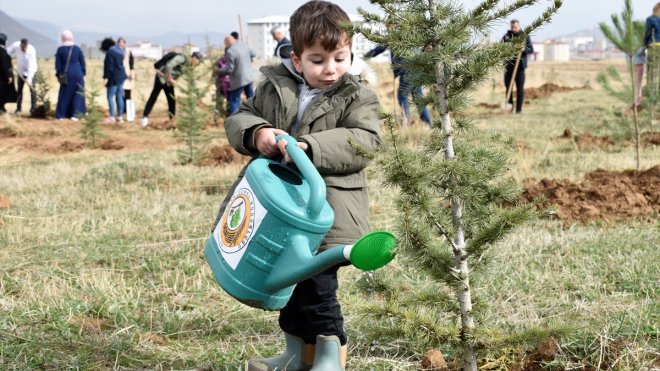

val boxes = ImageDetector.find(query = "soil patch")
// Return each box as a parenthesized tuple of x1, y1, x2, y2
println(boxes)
(523, 165, 660, 222)
(0, 126, 20, 138)
(642, 131, 660, 146)
(421, 349, 448, 371)
(100, 139, 125, 150)
(525, 83, 590, 100)
(0, 194, 11, 209)
(147, 119, 176, 131)
(59, 140, 84, 153)
(557, 128, 614, 149)
(477, 102, 501, 110)
(200, 144, 250, 166)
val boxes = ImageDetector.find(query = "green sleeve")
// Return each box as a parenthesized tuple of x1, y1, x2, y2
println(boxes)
(224, 84, 273, 156)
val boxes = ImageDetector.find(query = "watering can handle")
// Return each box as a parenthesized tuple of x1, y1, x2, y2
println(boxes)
(274, 134, 326, 218)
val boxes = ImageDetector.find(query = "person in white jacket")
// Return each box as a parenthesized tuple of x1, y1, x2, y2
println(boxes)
(7, 38, 38, 115)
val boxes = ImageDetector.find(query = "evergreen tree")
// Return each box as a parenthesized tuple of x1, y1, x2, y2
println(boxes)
(31, 69, 52, 118)
(174, 57, 211, 165)
(352, 1, 562, 369)
(80, 84, 105, 148)
(597, 0, 647, 171)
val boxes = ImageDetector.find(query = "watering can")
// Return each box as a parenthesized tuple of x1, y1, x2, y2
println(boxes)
(204, 134, 396, 310)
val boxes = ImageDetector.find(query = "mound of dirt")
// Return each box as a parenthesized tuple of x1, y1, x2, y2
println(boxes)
(526, 83, 589, 100)
(642, 131, 660, 146)
(421, 349, 448, 371)
(557, 128, 614, 149)
(523, 166, 660, 222)
(477, 102, 501, 109)
(59, 140, 84, 152)
(200, 144, 249, 166)
(100, 139, 125, 150)
(0, 126, 20, 138)
(0, 194, 11, 209)
(147, 119, 176, 131)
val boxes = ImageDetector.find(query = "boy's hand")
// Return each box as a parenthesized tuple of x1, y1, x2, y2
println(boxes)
(276, 137, 308, 164)
(255, 127, 288, 157)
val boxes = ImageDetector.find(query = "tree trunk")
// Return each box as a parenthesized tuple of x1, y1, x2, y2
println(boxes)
(628, 54, 641, 172)
(434, 53, 477, 371)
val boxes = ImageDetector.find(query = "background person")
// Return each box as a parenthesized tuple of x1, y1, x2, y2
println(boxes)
(0, 33, 17, 114)
(55, 30, 86, 121)
(645, 3, 660, 99)
(502, 19, 534, 114)
(365, 44, 432, 126)
(216, 35, 256, 115)
(271, 25, 291, 58)
(118, 37, 136, 122)
(7, 38, 38, 116)
(100, 37, 127, 123)
(140, 51, 202, 127)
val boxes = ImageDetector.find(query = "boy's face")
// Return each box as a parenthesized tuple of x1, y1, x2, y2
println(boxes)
(291, 38, 351, 89)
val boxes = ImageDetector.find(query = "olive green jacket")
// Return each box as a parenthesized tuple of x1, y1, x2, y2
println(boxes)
(216, 63, 382, 248)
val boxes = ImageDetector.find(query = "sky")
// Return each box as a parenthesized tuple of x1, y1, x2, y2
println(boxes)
(0, 0, 656, 40)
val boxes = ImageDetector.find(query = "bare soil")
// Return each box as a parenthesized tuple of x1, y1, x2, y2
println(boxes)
(420, 349, 448, 371)
(0, 194, 11, 209)
(0, 115, 178, 155)
(525, 83, 590, 101)
(557, 128, 614, 149)
(523, 166, 660, 222)
(200, 144, 250, 166)
(642, 131, 660, 146)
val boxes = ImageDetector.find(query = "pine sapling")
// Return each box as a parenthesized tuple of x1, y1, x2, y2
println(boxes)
(174, 58, 211, 165)
(353, 0, 561, 369)
(32, 69, 52, 118)
(598, 0, 646, 172)
(80, 83, 105, 148)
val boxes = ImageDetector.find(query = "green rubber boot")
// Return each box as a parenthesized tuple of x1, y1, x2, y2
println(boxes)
(247, 333, 312, 371)
(310, 335, 346, 371)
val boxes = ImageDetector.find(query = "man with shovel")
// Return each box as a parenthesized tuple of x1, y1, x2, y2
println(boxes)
(7, 39, 38, 116)
(502, 20, 534, 114)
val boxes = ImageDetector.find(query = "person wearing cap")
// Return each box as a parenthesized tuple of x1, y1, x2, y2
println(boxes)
(7, 38, 38, 115)
(216, 35, 256, 115)
(140, 51, 202, 127)
(501, 19, 534, 114)
(271, 26, 291, 59)
(0, 33, 18, 114)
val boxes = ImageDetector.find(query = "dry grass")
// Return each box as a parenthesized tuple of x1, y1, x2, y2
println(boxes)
(0, 59, 658, 370)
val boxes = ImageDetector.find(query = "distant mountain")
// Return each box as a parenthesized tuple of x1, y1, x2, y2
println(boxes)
(0, 10, 59, 56)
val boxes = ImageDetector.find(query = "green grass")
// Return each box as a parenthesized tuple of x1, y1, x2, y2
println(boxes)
(1, 87, 658, 370)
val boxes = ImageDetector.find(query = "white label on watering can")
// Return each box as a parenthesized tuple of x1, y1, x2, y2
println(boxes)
(214, 177, 268, 270)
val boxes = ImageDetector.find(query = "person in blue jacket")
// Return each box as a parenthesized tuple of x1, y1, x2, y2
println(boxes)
(55, 30, 86, 120)
(365, 43, 431, 126)
(645, 3, 660, 98)
(502, 19, 534, 114)
(100, 37, 127, 123)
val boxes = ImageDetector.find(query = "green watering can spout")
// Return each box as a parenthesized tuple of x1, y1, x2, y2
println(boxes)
(265, 231, 397, 292)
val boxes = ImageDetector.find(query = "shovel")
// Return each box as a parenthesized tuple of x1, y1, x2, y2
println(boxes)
(501, 51, 522, 114)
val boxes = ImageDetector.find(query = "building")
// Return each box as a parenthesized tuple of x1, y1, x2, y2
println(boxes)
(246, 14, 378, 60)
(130, 41, 163, 60)
(531, 42, 545, 62)
(543, 41, 570, 62)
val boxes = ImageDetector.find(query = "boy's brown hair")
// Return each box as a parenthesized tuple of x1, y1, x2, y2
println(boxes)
(289, 1, 352, 57)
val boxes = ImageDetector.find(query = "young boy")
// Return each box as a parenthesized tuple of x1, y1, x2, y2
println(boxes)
(216, 1, 381, 369)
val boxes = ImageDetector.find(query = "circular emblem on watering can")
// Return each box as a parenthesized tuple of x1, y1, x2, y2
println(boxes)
(219, 187, 256, 254)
